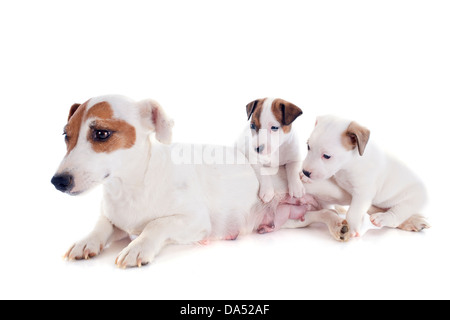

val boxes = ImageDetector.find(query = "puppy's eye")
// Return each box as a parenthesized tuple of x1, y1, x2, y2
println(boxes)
(307, 144, 310, 151)
(323, 154, 331, 160)
(271, 126, 279, 132)
(250, 123, 256, 130)
(63, 132, 69, 142)
(94, 130, 112, 141)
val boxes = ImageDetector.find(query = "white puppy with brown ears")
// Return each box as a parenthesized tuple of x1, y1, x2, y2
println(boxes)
(302, 115, 430, 238)
(242, 98, 305, 203)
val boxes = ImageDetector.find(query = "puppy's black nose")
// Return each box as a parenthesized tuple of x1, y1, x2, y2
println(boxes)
(255, 145, 265, 153)
(51, 174, 74, 192)
(302, 169, 311, 178)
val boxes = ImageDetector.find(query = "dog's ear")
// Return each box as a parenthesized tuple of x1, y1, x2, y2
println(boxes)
(246, 100, 259, 120)
(276, 100, 303, 126)
(345, 121, 370, 156)
(138, 99, 174, 144)
(68, 103, 81, 121)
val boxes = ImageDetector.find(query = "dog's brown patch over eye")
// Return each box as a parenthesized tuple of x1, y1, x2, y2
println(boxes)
(246, 98, 266, 132)
(85, 101, 136, 153)
(65, 102, 88, 154)
(85, 101, 114, 120)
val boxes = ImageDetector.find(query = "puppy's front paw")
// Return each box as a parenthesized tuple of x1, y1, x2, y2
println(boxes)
(115, 240, 154, 268)
(259, 186, 275, 203)
(64, 237, 104, 261)
(348, 228, 361, 238)
(288, 179, 305, 198)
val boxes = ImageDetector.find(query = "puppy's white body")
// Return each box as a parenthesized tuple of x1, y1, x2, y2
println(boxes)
(243, 98, 305, 202)
(302, 115, 429, 236)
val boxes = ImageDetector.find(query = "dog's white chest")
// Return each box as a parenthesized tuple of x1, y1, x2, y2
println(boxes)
(334, 172, 356, 194)
(102, 178, 169, 235)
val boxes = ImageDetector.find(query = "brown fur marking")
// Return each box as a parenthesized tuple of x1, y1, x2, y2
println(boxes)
(271, 99, 303, 133)
(87, 119, 136, 153)
(65, 102, 88, 154)
(247, 98, 267, 132)
(84, 101, 136, 153)
(342, 121, 370, 156)
(64, 100, 136, 154)
(85, 101, 114, 121)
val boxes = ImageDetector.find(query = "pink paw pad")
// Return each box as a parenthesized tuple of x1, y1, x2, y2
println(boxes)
(370, 216, 381, 227)
(198, 239, 211, 245)
(257, 224, 275, 234)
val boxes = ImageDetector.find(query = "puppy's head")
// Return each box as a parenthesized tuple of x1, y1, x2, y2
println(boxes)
(51, 95, 173, 195)
(246, 98, 302, 163)
(302, 115, 370, 180)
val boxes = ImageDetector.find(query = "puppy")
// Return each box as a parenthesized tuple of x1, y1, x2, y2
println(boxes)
(302, 115, 430, 237)
(242, 98, 305, 203)
(51, 95, 350, 268)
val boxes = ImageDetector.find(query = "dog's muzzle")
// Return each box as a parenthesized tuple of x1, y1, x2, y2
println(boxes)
(51, 173, 74, 193)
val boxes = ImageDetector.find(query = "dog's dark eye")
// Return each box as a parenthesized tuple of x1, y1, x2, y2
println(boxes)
(323, 154, 331, 160)
(271, 126, 279, 132)
(94, 130, 112, 141)
(250, 123, 256, 130)
(307, 144, 310, 151)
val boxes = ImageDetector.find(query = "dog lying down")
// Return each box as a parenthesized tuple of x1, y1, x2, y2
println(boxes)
(51, 95, 351, 268)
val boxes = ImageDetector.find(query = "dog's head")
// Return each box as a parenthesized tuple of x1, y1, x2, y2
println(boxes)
(246, 98, 302, 164)
(51, 95, 174, 195)
(302, 115, 370, 180)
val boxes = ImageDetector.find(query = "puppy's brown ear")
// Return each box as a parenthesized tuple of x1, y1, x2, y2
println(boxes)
(68, 103, 81, 121)
(246, 100, 259, 120)
(274, 99, 303, 126)
(138, 99, 174, 144)
(345, 121, 370, 156)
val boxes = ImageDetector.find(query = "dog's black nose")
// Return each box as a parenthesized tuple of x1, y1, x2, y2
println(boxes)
(255, 145, 265, 153)
(302, 169, 311, 178)
(51, 174, 74, 192)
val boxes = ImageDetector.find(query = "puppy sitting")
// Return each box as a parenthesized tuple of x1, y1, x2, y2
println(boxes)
(302, 115, 430, 237)
(242, 98, 305, 203)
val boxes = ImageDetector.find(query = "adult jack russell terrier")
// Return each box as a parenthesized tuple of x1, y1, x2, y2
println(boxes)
(302, 115, 430, 237)
(242, 98, 305, 203)
(51, 95, 351, 268)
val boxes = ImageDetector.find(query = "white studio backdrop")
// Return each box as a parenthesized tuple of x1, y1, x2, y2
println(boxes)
(0, 0, 449, 299)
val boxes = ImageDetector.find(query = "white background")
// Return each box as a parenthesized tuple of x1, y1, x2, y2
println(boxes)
(0, 0, 449, 300)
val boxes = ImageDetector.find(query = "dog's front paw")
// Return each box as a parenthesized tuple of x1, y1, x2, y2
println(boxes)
(64, 236, 104, 261)
(115, 240, 154, 268)
(288, 179, 305, 198)
(259, 186, 275, 203)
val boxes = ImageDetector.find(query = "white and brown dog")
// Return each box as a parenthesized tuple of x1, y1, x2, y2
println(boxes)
(241, 98, 305, 203)
(51, 95, 352, 268)
(302, 115, 430, 237)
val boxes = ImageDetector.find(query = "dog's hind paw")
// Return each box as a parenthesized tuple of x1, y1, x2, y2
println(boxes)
(329, 218, 351, 242)
(397, 214, 431, 232)
(257, 224, 275, 234)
